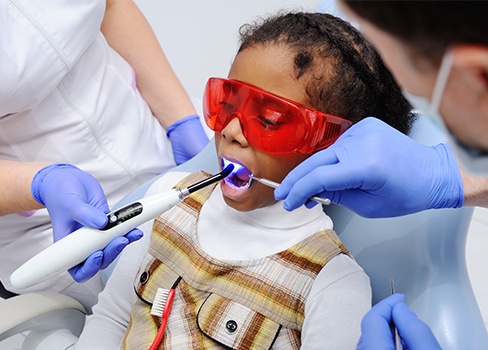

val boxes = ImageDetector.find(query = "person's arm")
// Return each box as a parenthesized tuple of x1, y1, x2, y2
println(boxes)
(0, 161, 142, 282)
(461, 169, 488, 207)
(302, 255, 372, 349)
(100, 0, 209, 165)
(101, 0, 194, 128)
(0, 160, 46, 215)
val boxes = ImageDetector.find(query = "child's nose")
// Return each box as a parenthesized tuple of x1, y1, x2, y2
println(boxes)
(221, 116, 249, 147)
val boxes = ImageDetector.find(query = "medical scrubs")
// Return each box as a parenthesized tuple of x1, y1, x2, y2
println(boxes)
(0, 0, 175, 309)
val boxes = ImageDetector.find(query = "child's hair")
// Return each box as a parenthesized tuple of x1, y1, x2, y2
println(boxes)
(237, 12, 416, 134)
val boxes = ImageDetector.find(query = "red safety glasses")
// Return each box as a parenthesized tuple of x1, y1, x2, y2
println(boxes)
(203, 77, 352, 154)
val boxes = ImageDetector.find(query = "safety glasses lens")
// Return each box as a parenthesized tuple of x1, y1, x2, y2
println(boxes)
(203, 78, 351, 154)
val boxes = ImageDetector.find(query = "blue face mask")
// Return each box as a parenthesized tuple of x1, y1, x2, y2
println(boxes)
(402, 52, 488, 176)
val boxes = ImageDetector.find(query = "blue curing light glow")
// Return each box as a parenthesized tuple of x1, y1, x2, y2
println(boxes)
(222, 158, 244, 174)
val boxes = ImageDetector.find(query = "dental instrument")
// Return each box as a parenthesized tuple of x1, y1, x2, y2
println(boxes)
(250, 175, 331, 206)
(10, 165, 234, 290)
(390, 277, 403, 350)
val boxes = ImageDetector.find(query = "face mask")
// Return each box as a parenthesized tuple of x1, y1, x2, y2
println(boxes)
(402, 52, 488, 175)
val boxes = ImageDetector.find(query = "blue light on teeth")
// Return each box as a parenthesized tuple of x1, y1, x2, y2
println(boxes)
(222, 158, 244, 174)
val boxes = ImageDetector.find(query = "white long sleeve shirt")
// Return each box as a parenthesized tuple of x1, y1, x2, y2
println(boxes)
(76, 172, 372, 349)
(0, 0, 175, 308)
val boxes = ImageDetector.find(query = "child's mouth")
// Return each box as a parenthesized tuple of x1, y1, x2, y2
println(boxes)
(222, 158, 253, 189)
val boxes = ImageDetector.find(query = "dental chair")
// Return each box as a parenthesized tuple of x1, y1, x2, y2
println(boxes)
(1, 116, 487, 350)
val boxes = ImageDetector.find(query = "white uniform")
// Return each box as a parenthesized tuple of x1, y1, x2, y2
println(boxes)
(0, 0, 175, 309)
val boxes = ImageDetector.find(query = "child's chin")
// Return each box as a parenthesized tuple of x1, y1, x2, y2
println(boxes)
(220, 179, 276, 212)
(220, 179, 257, 211)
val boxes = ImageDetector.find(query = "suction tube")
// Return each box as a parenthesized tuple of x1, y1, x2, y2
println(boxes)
(10, 165, 234, 289)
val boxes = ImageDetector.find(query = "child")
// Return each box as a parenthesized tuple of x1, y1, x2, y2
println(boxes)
(76, 12, 415, 349)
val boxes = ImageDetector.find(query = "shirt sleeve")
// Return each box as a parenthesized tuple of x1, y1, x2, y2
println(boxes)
(0, 0, 104, 115)
(75, 171, 189, 349)
(301, 254, 372, 350)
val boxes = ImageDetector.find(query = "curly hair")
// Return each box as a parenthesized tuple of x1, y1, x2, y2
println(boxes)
(237, 12, 416, 134)
(343, 0, 488, 65)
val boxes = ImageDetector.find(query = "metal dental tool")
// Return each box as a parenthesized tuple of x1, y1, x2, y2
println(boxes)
(390, 277, 403, 350)
(250, 175, 331, 206)
(11, 165, 234, 289)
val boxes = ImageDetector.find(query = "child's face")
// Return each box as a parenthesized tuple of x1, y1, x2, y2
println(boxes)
(215, 44, 312, 212)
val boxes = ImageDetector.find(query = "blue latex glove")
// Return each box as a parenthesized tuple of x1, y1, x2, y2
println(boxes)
(31, 164, 143, 283)
(357, 294, 442, 350)
(275, 117, 464, 217)
(167, 114, 210, 165)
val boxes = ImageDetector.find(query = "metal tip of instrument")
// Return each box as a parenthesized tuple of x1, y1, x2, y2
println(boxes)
(390, 277, 403, 350)
(249, 175, 331, 206)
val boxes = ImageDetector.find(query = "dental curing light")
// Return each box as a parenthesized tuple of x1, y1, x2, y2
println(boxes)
(11, 165, 234, 289)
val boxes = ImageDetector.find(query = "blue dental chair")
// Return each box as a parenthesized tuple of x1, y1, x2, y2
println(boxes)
(0, 115, 487, 350)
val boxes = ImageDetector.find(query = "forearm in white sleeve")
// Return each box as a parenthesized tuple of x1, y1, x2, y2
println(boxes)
(301, 254, 372, 350)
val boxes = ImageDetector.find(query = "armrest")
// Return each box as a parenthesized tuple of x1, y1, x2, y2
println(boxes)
(0, 292, 86, 343)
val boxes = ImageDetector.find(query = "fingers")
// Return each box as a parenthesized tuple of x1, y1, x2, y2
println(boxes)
(99, 236, 128, 270)
(278, 161, 361, 211)
(393, 303, 442, 349)
(73, 202, 109, 228)
(69, 251, 103, 283)
(125, 228, 144, 243)
(275, 148, 339, 200)
(356, 294, 405, 350)
(52, 201, 108, 243)
(99, 229, 143, 269)
(68, 229, 143, 282)
(367, 294, 405, 323)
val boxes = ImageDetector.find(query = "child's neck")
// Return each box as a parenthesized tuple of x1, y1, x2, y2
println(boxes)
(196, 184, 333, 261)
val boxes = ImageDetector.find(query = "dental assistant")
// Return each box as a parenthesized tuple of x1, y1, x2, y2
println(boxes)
(0, 0, 208, 310)
(274, 1, 488, 349)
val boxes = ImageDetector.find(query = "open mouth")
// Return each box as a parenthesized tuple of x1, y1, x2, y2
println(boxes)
(222, 158, 253, 189)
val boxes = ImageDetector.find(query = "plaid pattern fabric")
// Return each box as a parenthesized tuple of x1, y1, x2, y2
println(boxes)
(122, 171, 351, 350)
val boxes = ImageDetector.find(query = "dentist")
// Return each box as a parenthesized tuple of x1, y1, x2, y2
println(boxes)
(0, 0, 208, 310)
(276, 0, 488, 218)
(275, 1, 487, 348)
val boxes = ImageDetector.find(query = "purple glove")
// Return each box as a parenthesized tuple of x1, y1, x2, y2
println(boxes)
(357, 294, 442, 350)
(167, 114, 210, 165)
(31, 164, 143, 282)
(275, 117, 464, 217)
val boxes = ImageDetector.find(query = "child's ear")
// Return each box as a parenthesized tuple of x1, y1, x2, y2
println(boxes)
(451, 45, 488, 91)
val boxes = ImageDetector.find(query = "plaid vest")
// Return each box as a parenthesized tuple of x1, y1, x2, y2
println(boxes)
(122, 171, 351, 350)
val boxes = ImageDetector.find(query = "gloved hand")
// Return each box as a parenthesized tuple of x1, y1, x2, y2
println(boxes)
(31, 164, 143, 282)
(167, 114, 210, 165)
(357, 294, 442, 350)
(275, 117, 464, 217)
